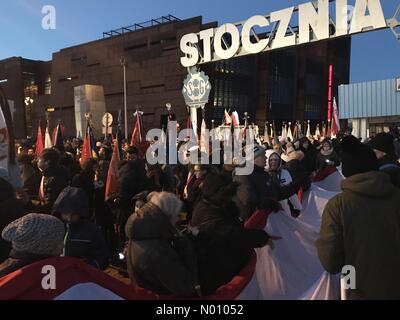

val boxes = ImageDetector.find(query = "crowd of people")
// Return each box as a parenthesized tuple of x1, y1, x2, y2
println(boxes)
(1, 128, 400, 299)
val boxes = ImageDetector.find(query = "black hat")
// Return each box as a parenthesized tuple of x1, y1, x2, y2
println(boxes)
(368, 133, 395, 156)
(340, 136, 378, 178)
(126, 146, 139, 155)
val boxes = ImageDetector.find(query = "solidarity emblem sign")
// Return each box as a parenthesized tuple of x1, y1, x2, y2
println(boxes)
(182, 67, 212, 109)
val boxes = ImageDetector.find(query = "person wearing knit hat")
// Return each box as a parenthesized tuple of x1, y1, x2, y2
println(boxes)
(368, 133, 400, 188)
(340, 135, 378, 178)
(281, 143, 305, 164)
(317, 135, 400, 299)
(52, 187, 109, 270)
(124, 192, 200, 297)
(0, 213, 65, 278)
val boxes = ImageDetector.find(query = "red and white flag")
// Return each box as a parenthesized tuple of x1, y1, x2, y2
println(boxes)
(231, 111, 240, 127)
(0, 106, 8, 171)
(105, 138, 121, 201)
(199, 119, 209, 156)
(35, 123, 44, 157)
(331, 98, 341, 138)
(44, 125, 53, 149)
(0, 257, 137, 300)
(224, 109, 232, 125)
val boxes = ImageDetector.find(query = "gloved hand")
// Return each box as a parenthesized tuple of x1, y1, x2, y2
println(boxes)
(291, 208, 301, 218)
(268, 199, 283, 213)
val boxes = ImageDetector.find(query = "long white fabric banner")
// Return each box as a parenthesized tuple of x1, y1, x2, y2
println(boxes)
(252, 170, 343, 300)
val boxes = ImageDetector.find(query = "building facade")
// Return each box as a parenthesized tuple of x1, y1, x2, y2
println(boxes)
(339, 78, 400, 140)
(0, 15, 350, 139)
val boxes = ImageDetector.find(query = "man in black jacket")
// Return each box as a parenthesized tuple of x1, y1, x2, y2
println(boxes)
(368, 132, 400, 188)
(190, 173, 270, 295)
(233, 145, 299, 220)
(117, 146, 148, 247)
(34, 148, 69, 214)
(52, 187, 109, 270)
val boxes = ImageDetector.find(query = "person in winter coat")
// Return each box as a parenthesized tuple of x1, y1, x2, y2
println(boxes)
(125, 192, 200, 297)
(281, 143, 311, 193)
(0, 213, 65, 278)
(17, 153, 41, 199)
(71, 158, 98, 219)
(54, 145, 81, 182)
(190, 173, 271, 295)
(117, 147, 148, 248)
(315, 139, 341, 172)
(0, 178, 25, 263)
(317, 136, 400, 300)
(368, 132, 400, 188)
(233, 145, 299, 221)
(33, 148, 69, 214)
(52, 187, 109, 270)
(299, 136, 317, 174)
(266, 150, 302, 218)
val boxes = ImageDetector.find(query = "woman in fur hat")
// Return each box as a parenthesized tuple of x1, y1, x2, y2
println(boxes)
(315, 139, 341, 172)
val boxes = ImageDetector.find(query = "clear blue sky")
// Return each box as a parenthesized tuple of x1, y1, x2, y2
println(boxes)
(0, 0, 398, 83)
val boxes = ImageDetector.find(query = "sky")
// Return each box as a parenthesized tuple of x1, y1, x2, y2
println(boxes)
(0, 0, 398, 83)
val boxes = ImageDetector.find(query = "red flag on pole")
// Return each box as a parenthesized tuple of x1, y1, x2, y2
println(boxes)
(81, 123, 92, 164)
(327, 122, 332, 138)
(130, 111, 148, 158)
(105, 138, 121, 200)
(331, 97, 341, 138)
(35, 122, 44, 157)
(321, 122, 327, 139)
(130, 111, 143, 147)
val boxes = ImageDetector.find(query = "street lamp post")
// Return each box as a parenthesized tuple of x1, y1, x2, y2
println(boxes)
(120, 57, 128, 140)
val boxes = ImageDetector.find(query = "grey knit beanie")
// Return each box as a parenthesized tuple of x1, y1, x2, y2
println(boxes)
(2, 213, 65, 256)
(149, 192, 183, 219)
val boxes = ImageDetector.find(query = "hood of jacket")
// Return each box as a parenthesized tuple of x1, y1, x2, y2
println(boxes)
(125, 202, 177, 241)
(342, 171, 397, 199)
(265, 150, 282, 171)
(52, 186, 89, 218)
(201, 173, 237, 208)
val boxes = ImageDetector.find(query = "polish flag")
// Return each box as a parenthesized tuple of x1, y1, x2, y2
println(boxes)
(224, 109, 232, 125)
(231, 111, 240, 127)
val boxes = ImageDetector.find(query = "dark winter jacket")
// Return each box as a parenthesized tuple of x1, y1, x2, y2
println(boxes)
(0, 250, 51, 279)
(283, 159, 311, 192)
(377, 154, 400, 188)
(0, 179, 25, 263)
(317, 171, 400, 300)
(299, 137, 318, 174)
(34, 165, 69, 214)
(118, 159, 148, 220)
(233, 165, 297, 220)
(59, 152, 81, 181)
(17, 154, 40, 198)
(71, 171, 95, 219)
(52, 187, 109, 270)
(125, 202, 199, 297)
(191, 173, 270, 295)
(316, 149, 341, 172)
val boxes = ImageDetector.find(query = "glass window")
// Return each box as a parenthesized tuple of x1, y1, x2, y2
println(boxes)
(45, 75, 52, 95)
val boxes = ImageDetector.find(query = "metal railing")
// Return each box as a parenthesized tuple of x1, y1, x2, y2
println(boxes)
(103, 15, 180, 38)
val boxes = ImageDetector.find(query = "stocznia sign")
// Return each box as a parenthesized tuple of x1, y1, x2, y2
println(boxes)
(180, 0, 389, 67)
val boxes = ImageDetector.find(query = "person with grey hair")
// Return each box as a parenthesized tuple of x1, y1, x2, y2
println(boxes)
(0, 213, 65, 278)
(125, 192, 200, 297)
